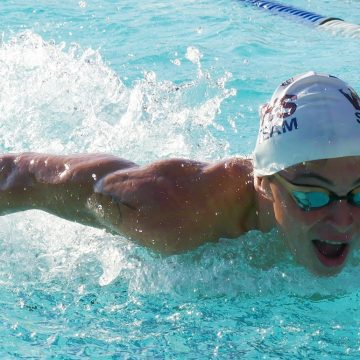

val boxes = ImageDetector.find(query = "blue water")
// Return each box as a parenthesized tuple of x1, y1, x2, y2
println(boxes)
(0, 0, 360, 358)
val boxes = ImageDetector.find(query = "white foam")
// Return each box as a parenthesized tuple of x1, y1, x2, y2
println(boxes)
(0, 32, 359, 299)
(0, 32, 235, 162)
(0, 31, 241, 294)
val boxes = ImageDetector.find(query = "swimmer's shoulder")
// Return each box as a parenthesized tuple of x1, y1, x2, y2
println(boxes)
(138, 157, 253, 198)
(207, 156, 253, 176)
(142, 156, 252, 178)
(97, 156, 254, 204)
(203, 157, 256, 236)
(212, 156, 254, 192)
(91, 156, 255, 248)
(148, 157, 255, 239)
(150, 156, 255, 208)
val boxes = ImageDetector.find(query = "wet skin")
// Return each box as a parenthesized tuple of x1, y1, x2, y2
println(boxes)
(1, 152, 359, 275)
(257, 156, 360, 276)
(0, 153, 256, 254)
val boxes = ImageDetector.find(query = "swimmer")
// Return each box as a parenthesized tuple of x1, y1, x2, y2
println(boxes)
(1, 71, 359, 276)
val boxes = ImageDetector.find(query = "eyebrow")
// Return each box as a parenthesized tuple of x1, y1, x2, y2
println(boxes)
(292, 173, 334, 186)
(292, 173, 360, 187)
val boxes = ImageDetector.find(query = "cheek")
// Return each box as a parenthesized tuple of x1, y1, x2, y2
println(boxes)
(271, 187, 295, 225)
(272, 192, 314, 260)
(271, 187, 320, 231)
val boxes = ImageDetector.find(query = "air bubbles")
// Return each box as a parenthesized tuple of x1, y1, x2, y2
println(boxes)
(78, 284, 85, 294)
(185, 46, 202, 65)
(216, 71, 232, 90)
(144, 70, 156, 83)
(171, 59, 181, 66)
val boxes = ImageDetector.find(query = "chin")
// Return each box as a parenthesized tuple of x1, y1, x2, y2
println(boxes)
(308, 266, 344, 277)
(306, 260, 346, 277)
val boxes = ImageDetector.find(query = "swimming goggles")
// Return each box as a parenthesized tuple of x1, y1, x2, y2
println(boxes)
(272, 173, 360, 211)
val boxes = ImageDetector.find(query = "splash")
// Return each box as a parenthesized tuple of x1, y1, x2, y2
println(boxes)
(0, 31, 236, 162)
(120, 230, 360, 299)
(0, 30, 240, 297)
(1, 31, 358, 301)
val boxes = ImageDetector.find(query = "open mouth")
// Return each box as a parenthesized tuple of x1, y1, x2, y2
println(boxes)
(312, 240, 349, 267)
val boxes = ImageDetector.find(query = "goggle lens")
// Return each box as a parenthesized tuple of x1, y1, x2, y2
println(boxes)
(350, 192, 360, 207)
(292, 191, 330, 210)
(273, 174, 360, 211)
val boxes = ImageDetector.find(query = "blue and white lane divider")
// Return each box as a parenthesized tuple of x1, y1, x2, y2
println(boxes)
(239, 0, 360, 38)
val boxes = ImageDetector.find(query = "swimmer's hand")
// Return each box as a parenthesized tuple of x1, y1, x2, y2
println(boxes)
(0, 153, 253, 253)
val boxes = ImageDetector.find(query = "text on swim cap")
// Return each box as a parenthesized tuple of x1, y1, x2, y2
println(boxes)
(260, 95, 298, 127)
(357, 113, 360, 123)
(339, 88, 360, 111)
(339, 88, 360, 124)
(258, 117, 298, 143)
(258, 95, 298, 143)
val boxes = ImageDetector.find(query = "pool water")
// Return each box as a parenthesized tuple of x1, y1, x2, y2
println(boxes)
(0, 0, 360, 358)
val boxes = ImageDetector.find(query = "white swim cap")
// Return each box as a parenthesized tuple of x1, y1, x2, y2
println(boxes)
(253, 71, 360, 176)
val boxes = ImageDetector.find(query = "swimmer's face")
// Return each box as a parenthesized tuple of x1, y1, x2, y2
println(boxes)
(268, 156, 360, 276)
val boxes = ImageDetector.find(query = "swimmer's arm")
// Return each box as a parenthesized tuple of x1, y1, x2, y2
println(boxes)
(0, 153, 254, 253)
(0, 153, 138, 225)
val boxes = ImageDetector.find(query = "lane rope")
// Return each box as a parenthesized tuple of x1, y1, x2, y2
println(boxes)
(239, 0, 360, 38)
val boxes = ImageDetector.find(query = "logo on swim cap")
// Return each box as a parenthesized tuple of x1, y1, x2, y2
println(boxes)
(258, 95, 298, 143)
(339, 87, 360, 110)
(260, 95, 297, 126)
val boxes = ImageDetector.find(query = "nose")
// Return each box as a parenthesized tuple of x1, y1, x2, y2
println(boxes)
(325, 200, 354, 232)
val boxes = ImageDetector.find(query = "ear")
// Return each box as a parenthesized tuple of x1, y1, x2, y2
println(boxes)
(254, 176, 274, 202)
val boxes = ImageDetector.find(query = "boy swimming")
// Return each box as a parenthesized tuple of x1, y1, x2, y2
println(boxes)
(1, 71, 359, 275)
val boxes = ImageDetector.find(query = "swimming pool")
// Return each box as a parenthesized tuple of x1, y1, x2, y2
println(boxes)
(0, 0, 359, 358)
